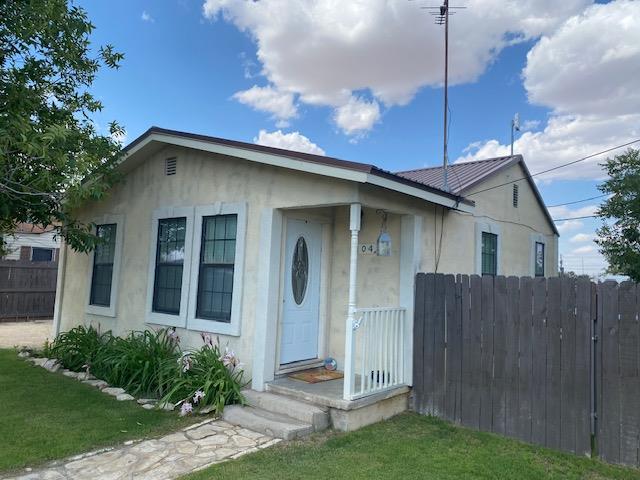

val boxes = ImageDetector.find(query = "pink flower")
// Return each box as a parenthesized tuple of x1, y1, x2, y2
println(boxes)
(179, 352, 192, 373)
(180, 402, 193, 416)
(219, 347, 240, 369)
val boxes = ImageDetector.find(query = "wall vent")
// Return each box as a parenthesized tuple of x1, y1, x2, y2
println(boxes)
(512, 184, 519, 208)
(165, 157, 177, 176)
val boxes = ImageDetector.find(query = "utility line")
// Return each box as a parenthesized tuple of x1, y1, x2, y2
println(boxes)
(466, 138, 640, 197)
(546, 194, 608, 208)
(552, 214, 599, 222)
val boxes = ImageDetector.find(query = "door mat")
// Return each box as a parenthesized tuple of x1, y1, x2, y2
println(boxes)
(288, 368, 344, 384)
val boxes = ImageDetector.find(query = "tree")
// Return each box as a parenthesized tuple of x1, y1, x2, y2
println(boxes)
(596, 149, 640, 281)
(0, 0, 124, 257)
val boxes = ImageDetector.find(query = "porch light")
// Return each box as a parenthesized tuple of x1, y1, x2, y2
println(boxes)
(376, 210, 391, 257)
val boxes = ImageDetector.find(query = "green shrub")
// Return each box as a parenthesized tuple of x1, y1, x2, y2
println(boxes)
(161, 335, 245, 416)
(46, 325, 110, 371)
(91, 329, 180, 397)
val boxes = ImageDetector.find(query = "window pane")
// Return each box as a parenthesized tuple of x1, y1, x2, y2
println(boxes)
(535, 242, 545, 277)
(152, 218, 186, 314)
(481, 232, 497, 276)
(196, 214, 238, 321)
(90, 224, 117, 306)
(31, 248, 53, 262)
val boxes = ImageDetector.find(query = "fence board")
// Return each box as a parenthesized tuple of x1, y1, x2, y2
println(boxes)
(462, 275, 482, 429)
(575, 277, 593, 457)
(517, 277, 533, 443)
(480, 275, 494, 432)
(531, 277, 547, 446)
(492, 275, 507, 435)
(504, 276, 520, 439)
(599, 281, 620, 464)
(444, 274, 459, 421)
(561, 278, 577, 453)
(0, 260, 58, 320)
(432, 273, 446, 416)
(617, 282, 639, 466)
(412, 273, 427, 413)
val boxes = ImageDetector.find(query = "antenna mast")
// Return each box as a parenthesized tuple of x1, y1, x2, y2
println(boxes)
(426, 1, 465, 192)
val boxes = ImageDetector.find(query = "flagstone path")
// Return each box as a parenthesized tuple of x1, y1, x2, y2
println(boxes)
(2, 418, 280, 480)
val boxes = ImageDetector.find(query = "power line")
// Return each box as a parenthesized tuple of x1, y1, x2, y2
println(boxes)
(466, 138, 640, 197)
(546, 194, 608, 208)
(552, 214, 599, 222)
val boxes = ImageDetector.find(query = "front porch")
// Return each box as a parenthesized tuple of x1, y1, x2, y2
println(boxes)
(251, 201, 423, 412)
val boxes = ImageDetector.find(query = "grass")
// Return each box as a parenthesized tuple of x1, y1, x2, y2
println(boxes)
(184, 413, 640, 480)
(0, 349, 195, 474)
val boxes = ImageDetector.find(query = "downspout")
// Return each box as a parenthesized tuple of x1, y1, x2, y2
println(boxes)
(51, 241, 68, 337)
(343, 203, 361, 401)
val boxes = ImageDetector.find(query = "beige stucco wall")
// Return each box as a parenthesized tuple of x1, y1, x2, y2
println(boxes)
(57, 146, 557, 379)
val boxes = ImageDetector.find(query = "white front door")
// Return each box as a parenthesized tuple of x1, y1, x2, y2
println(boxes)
(280, 218, 322, 365)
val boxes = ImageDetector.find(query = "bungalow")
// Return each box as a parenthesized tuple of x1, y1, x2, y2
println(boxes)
(52, 127, 558, 432)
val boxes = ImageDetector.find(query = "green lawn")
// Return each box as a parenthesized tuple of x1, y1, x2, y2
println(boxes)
(185, 413, 640, 480)
(0, 349, 194, 474)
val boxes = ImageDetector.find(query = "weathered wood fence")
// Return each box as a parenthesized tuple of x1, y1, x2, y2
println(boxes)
(413, 273, 640, 468)
(0, 260, 58, 321)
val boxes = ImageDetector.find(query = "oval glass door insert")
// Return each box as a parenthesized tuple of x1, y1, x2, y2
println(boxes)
(291, 236, 309, 305)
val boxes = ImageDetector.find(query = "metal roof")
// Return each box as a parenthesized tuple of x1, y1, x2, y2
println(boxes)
(395, 156, 520, 195)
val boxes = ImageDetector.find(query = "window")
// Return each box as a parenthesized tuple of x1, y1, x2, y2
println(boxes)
(31, 247, 53, 262)
(512, 184, 519, 207)
(535, 242, 545, 277)
(152, 217, 187, 315)
(90, 224, 117, 306)
(196, 214, 237, 321)
(481, 232, 498, 276)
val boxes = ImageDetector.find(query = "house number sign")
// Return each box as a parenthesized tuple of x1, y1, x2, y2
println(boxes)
(359, 244, 377, 255)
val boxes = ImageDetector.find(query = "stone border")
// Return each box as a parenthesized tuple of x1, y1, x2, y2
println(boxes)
(18, 352, 217, 415)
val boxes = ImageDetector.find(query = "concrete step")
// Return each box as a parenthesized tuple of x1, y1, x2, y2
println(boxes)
(222, 405, 314, 440)
(242, 390, 329, 432)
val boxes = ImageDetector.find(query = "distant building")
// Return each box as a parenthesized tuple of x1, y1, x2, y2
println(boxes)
(2, 223, 60, 262)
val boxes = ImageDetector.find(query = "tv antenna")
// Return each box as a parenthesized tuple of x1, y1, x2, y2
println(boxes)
(412, 0, 465, 192)
(511, 113, 520, 156)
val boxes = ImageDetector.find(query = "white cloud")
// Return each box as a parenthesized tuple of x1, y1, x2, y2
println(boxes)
(232, 85, 297, 126)
(569, 232, 595, 243)
(556, 219, 584, 235)
(202, 0, 589, 135)
(141, 11, 154, 22)
(254, 129, 325, 156)
(458, 1, 640, 182)
(571, 245, 597, 255)
(333, 96, 380, 136)
(548, 204, 597, 221)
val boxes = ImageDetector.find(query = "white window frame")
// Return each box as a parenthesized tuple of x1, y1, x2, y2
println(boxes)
(85, 214, 125, 317)
(475, 220, 501, 276)
(530, 233, 546, 277)
(145, 206, 195, 328)
(187, 202, 247, 336)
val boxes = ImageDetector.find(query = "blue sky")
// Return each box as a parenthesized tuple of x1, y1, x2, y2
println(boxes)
(81, 0, 640, 278)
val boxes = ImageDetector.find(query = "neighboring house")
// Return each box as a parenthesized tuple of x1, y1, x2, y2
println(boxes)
(2, 223, 60, 262)
(53, 127, 558, 418)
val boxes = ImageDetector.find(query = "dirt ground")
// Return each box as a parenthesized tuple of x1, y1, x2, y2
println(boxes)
(0, 319, 53, 349)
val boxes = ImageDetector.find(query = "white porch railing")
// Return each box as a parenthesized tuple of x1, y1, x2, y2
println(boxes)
(345, 306, 406, 400)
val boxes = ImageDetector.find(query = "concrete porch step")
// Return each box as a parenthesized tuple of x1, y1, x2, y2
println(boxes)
(222, 405, 315, 440)
(242, 389, 329, 431)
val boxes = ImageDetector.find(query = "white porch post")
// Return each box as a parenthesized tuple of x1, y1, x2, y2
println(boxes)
(343, 203, 361, 401)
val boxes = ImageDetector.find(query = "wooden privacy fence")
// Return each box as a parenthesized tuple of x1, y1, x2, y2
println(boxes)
(0, 260, 58, 321)
(413, 273, 640, 468)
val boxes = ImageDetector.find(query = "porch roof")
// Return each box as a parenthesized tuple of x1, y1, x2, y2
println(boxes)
(121, 127, 474, 212)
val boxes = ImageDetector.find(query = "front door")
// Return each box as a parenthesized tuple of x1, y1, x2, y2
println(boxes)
(280, 218, 322, 365)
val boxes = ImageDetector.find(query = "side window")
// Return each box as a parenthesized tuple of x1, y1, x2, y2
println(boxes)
(31, 247, 53, 262)
(535, 242, 545, 277)
(89, 224, 117, 307)
(481, 232, 498, 276)
(152, 217, 187, 315)
(196, 214, 237, 322)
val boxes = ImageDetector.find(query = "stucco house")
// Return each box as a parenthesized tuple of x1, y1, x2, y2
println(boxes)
(52, 127, 558, 431)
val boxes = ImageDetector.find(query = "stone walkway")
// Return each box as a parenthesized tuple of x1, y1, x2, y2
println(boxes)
(2, 419, 280, 480)
(0, 320, 53, 349)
